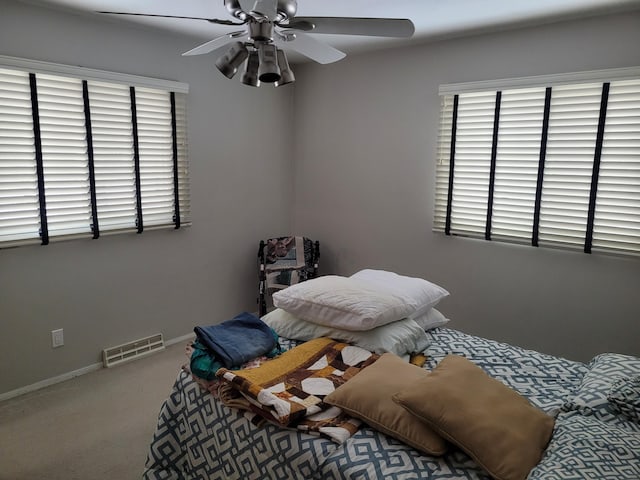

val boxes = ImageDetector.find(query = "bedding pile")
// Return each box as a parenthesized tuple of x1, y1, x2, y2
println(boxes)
(178, 269, 456, 452)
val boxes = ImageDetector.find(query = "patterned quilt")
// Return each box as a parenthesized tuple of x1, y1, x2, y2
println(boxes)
(143, 328, 589, 480)
(217, 337, 379, 443)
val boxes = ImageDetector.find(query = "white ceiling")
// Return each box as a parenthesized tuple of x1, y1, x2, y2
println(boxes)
(24, 0, 640, 62)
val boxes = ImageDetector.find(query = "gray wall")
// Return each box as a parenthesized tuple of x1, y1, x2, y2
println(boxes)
(1, 2, 639, 396)
(292, 12, 640, 362)
(0, 0, 294, 394)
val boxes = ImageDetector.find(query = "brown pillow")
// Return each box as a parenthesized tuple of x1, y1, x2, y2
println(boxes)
(324, 352, 447, 456)
(393, 354, 554, 480)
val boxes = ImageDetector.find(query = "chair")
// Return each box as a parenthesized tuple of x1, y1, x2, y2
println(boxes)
(257, 236, 320, 317)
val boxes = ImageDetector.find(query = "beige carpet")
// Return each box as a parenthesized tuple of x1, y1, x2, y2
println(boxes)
(0, 341, 189, 480)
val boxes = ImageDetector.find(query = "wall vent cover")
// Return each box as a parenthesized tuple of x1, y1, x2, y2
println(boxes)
(102, 333, 165, 368)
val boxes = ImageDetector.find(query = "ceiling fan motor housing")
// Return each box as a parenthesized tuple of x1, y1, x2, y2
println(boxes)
(225, 0, 297, 22)
(248, 20, 274, 41)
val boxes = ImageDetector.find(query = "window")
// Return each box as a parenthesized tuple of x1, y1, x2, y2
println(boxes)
(434, 67, 640, 257)
(0, 55, 190, 248)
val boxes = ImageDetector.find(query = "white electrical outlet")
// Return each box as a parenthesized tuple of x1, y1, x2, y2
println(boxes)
(52, 329, 64, 348)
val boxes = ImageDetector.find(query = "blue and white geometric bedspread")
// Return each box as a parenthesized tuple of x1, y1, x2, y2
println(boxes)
(528, 411, 640, 480)
(143, 328, 588, 480)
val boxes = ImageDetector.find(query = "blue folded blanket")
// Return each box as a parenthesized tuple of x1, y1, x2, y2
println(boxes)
(194, 312, 279, 369)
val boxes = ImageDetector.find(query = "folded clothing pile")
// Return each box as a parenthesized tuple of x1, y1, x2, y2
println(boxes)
(264, 269, 450, 357)
(191, 311, 284, 380)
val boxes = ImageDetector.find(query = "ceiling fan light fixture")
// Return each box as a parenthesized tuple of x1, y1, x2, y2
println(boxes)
(215, 41, 249, 79)
(257, 43, 280, 83)
(275, 49, 295, 87)
(241, 50, 260, 87)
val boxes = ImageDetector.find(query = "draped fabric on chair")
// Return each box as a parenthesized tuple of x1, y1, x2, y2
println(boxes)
(257, 236, 320, 316)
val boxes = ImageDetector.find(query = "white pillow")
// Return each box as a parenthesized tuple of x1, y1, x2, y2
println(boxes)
(271, 275, 416, 331)
(262, 308, 431, 356)
(413, 308, 450, 331)
(350, 269, 449, 319)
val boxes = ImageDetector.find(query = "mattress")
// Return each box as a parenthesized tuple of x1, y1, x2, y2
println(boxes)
(143, 328, 589, 480)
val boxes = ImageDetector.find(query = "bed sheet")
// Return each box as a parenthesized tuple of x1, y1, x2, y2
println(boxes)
(143, 328, 588, 480)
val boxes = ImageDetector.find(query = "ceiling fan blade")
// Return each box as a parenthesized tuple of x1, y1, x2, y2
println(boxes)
(276, 31, 346, 64)
(97, 11, 244, 26)
(250, 0, 278, 21)
(286, 17, 415, 38)
(182, 32, 248, 56)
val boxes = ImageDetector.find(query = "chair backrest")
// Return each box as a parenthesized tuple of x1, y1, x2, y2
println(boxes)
(258, 236, 319, 316)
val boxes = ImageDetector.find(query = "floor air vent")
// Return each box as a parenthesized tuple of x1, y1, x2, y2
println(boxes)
(102, 333, 165, 368)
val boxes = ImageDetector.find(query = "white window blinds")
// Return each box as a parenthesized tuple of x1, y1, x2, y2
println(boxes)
(538, 83, 602, 249)
(593, 79, 640, 255)
(435, 67, 640, 257)
(492, 88, 546, 241)
(0, 68, 39, 244)
(0, 56, 190, 248)
(88, 80, 138, 233)
(136, 87, 176, 228)
(37, 74, 93, 238)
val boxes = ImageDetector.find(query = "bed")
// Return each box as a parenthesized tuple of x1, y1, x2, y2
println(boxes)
(142, 272, 640, 480)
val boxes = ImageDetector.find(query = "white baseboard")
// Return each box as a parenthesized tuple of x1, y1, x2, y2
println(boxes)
(0, 362, 103, 402)
(0, 331, 194, 403)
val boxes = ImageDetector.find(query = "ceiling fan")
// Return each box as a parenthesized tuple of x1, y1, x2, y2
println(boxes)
(99, 0, 415, 87)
